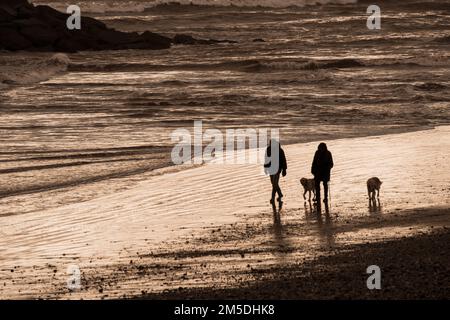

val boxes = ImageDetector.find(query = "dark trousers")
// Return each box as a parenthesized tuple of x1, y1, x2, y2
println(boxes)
(315, 178, 329, 201)
(270, 173, 283, 201)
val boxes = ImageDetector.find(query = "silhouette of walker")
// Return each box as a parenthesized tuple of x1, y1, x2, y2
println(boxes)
(264, 139, 287, 206)
(311, 142, 334, 203)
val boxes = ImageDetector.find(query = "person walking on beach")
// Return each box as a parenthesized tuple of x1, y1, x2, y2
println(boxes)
(311, 142, 333, 203)
(264, 139, 287, 205)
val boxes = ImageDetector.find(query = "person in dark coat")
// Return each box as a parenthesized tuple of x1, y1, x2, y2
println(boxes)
(311, 142, 333, 203)
(264, 139, 287, 204)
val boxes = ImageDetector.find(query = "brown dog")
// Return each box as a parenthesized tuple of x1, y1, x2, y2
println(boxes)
(367, 177, 382, 200)
(300, 178, 316, 201)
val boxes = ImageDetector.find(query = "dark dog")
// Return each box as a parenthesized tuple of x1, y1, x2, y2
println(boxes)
(300, 178, 316, 201)
(367, 177, 382, 200)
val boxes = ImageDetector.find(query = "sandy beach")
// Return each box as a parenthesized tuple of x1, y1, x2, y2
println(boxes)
(1, 126, 449, 299)
(1, 0, 450, 300)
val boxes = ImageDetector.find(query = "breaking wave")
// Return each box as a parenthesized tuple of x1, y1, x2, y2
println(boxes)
(0, 53, 70, 86)
(66, 54, 450, 76)
(68, 58, 365, 73)
(32, 0, 358, 14)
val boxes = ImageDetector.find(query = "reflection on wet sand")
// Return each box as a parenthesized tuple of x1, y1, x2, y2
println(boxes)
(304, 200, 314, 217)
(271, 199, 284, 222)
(270, 200, 295, 267)
(317, 202, 336, 248)
(1, 127, 450, 298)
(369, 198, 382, 214)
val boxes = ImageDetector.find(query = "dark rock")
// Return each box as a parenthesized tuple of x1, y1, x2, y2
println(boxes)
(0, 1, 171, 52)
(12, 17, 47, 28)
(0, 8, 14, 22)
(0, 26, 32, 50)
(173, 34, 237, 45)
(20, 25, 60, 47)
(81, 16, 107, 31)
(96, 29, 140, 45)
(140, 31, 172, 49)
(173, 34, 197, 45)
(0, 1, 232, 52)
(212, 39, 238, 44)
(16, 2, 34, 19)
(253, 38, 265, 42)
(34, 5, 69, 29)
(0, 0, 30, 12)
(53, 37, 83, 53)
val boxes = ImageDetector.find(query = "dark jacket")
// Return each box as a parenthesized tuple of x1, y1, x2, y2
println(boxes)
(311, 143, 333, 182)
(264, 144, 287, 175)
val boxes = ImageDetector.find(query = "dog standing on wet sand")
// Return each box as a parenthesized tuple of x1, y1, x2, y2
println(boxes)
(367, 177, 382, 200)
(300, 178, 316, 201)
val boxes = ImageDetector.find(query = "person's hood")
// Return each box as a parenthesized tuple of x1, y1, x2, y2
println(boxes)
(318, 142, 327, 152)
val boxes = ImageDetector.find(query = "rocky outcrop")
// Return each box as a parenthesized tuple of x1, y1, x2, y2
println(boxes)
(173, 34, 238, 45)
(1, 0, 229, 52)
(0, 1, 238, 52)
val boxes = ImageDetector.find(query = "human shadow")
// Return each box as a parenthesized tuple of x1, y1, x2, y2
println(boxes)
(270, 200, 293, 262)
(271, 202, 279, 223)
(272, 200, 283, 223)
(315, 201, 336, 247)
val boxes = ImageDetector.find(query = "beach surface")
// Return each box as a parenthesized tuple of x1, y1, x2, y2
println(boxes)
(2, 0, 450, 219)
(1, 126, 449, 299)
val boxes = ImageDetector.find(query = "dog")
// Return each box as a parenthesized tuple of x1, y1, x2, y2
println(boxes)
(300, 178, 316, 201)
(367, 177, 382, 200)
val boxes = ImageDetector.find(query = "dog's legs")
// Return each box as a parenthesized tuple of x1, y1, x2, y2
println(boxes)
(303, 190, 307, 200)
(377, 188, 380, 198)
(308, 191, 311, 201)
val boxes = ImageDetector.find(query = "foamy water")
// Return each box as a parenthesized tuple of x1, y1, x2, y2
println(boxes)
(30, 0, 358, 13)
(1, 126, 449, 270)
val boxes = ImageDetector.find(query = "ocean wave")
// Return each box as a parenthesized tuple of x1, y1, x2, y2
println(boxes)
(434, 35, 450, 44)
(61, 55, 449, 76)
(394, 1, 450, 12)
(68, 58, 364, 73)
(151, 0, 358, 9)
(403, 56, 450, 67)
(32, 0, 357, 14)
(31, 1, 153, 14)
(414, 82, 448, 91)
(0, 53, 70, 86)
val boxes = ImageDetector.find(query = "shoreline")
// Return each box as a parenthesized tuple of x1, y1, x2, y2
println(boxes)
(0, 123, 436, 218)
(1, 125, 450, 299)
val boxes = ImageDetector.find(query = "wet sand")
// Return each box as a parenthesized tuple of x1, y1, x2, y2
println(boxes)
(3, 205, 448, 299)
(1, 126, 450, 299)
(140, 213, 450, 300)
